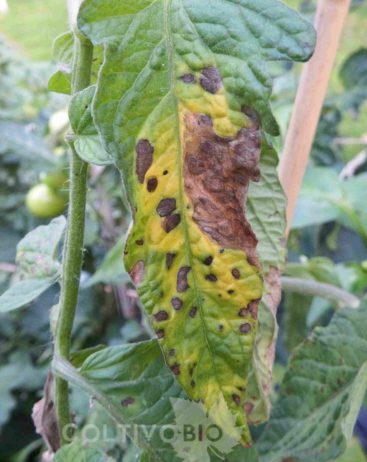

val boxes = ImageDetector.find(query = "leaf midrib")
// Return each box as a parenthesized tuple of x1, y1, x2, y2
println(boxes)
(162, 0, 225, 401)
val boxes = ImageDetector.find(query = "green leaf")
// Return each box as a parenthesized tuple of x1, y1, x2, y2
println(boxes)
(0, 217, 65, 312)
(0, 352, 46, 427)
(48, 32, 74, 95)
(69, 86, 113, 166)
(248, 139, 286, 273)
(86, 239, 129, 286)
(0, 121, 58, 169)
(335, 438, 367, 462)
(245, 140, 286, 423)
(54, 340, 258, 461)
(78, 0, 315, 444)
(258, 300, 367, 462)
(340, 48, 367, 89)
(0, 277, 58, 313)
(293, 167, 367, 241)
(49, 32, 104, 95)
(16, 216, 66, 279)
(54, 439, 111, 462)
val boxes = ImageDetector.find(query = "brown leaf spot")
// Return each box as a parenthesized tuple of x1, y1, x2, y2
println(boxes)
(135, 239, 144, 246)
(189, 307, 198, 318)
(232, 394, 241, 406)
(154, 310, 169, 322)
(248, 299, 260, 320)
(205, 274, 217, 282)
(136, 139, 154, 184)
(171, 297, 183, 310)
(240, 323, 252, 334)
(177, 266, 191, 292)
(239, 307, 249, 317)
(203, 256, 213, 265)
(183, 112, 261, 267)
(218, 324, 224, 332)
(200, 66, 223, 94)
(166, 252, 176, 270)
(147, 177, 158, 192)
(163, 214, 181, 232)
(129, 260, 145, 287)
(166, 252, 176, 269)
(187, 154, 206, 175)
(232, 268, 241, 279)
(157, 198, 176, 217)
(191, 380, 196, 388)
(169, 349, 176, 357)
(156, 329, 165, 339)
(181, 73, 195, 83)
(171, 364, 181, 376)
(121, 397, 135, 407)
(240, 299, 260, 320)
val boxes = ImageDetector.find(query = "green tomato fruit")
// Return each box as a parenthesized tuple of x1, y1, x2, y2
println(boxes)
(41, 171, 68, 191)
(26, 184, 67, 218)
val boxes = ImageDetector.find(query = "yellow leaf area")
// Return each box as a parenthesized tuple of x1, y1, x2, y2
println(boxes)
(124, 63, 263, 445)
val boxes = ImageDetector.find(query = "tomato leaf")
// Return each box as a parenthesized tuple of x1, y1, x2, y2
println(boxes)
(78, 0, 315, 444)
(54, 340, 259, 462)
(258, 300, 367, 462)
(0, 217, 65, 312)
(48, 32, 74, 95)
(54, 439, 111, 462)
(69, 86, 113, 166)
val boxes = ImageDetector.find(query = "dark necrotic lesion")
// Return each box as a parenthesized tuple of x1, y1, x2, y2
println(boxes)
(177, 266, 191, 292)
(166, 252, 176, 269)
(199, 66, 223, 94)
(154, 310, 169, 322)
(147, 176, 158, 192)
(171, 297, 183, 310)
(136, 139, 154, 184)
(157, 198, 176, 217)
(163, 213, 181, 232)
(183, 111, 262, 269)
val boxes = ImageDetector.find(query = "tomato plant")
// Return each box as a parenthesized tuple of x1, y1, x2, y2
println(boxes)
(1, 1, 367, 461)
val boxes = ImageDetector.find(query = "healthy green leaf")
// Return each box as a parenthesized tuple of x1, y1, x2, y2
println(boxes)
(69, 86, 113, 166)
(49, 32, 104, 95)
(293, 167, 367, 241)
(48, 32, 74, 95)
(340, 48, 367, 112)
(335, 438, 367, 462)
(78, 0, 315, 444)
(0, 122, 58, 169)
(258, 300, 367, 462)
(0, 277, 58, 314)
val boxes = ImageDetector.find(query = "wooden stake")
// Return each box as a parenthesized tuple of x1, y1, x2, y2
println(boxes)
(279, 0, 352, 236)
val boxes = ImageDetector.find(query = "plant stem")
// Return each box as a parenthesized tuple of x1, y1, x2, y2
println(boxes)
(279, 0, 352, 235)
(281, 277, 360, 309)
(54, 32, 93, 445)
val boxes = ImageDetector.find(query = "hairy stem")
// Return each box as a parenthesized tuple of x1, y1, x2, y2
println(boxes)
(281, 277, 360, 309)
(54, 32, 93, 445)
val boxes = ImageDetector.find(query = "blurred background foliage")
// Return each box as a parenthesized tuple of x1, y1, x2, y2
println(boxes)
(0, 0, 366, 461)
